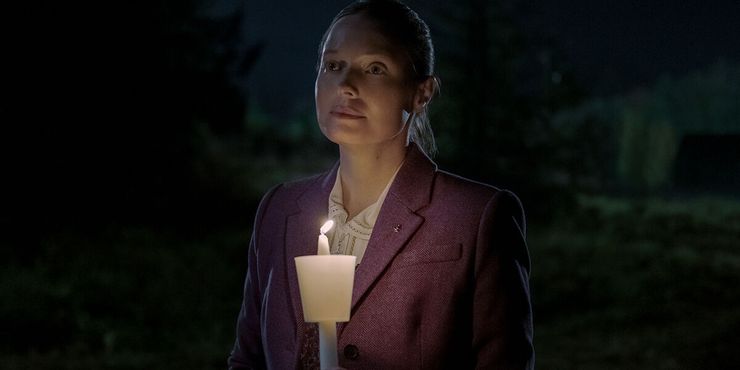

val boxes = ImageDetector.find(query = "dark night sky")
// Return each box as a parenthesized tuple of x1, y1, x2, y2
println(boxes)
(3, 0, 739, 227)
(236, 0, 740, 117)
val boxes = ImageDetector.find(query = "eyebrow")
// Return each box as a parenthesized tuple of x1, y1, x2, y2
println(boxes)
(322, 49, 395, 59)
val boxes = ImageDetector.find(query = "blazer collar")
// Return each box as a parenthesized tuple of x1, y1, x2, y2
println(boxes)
(293, 143, 436, 214)
(347, 144, 436, 311)
(387, 143, 437, 212)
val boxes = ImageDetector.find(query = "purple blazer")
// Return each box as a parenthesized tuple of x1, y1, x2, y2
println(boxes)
(229, 144, 534, 369)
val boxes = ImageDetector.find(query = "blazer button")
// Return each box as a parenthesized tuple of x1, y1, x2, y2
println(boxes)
(344, 344, 360, 360)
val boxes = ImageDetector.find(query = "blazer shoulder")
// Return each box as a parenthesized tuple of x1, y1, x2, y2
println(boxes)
(260, 171, 326, 205)
(433, 170, 525, 224)
(434, 170, 500, 201)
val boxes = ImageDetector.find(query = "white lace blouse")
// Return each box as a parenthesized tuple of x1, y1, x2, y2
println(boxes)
(327, 164, 401, 265)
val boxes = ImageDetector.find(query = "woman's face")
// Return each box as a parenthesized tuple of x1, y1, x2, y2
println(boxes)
(315, 14, 416, 149)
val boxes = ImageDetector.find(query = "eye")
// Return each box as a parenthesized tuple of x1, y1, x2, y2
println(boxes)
(367, 64, 386, 75)
(324, 61, 341, 72)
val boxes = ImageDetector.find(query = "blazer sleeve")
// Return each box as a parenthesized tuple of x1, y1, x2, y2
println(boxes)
(472, 189, 534, 370)
(228, 185, 281, 370)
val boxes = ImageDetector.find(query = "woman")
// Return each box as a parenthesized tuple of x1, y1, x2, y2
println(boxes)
(229, 1, 534, 369)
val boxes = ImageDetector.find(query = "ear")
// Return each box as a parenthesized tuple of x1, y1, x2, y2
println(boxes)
(412, 77, 435, 113)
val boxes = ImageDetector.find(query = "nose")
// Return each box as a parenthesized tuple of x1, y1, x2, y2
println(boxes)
(338, 69, 358, 97)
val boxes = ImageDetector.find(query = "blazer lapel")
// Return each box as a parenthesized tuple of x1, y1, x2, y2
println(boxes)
(349, 145, 436, 312)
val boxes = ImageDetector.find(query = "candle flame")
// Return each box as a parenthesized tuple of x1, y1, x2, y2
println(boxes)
(320, 220, 334, 235)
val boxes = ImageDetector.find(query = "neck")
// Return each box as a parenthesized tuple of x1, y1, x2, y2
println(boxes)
(338, 142, 407, 219)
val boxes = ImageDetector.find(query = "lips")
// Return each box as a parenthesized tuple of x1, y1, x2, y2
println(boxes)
(330, 105, 365, 118)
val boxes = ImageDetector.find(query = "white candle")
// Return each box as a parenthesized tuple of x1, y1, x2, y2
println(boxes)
(318, 321, 338, 369)
(317, 220, 334, 255)
(294, 253, 355, 370)
(317, 220, 337, 368)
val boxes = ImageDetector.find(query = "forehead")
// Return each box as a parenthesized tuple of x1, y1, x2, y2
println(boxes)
(322, 14, 400, 56)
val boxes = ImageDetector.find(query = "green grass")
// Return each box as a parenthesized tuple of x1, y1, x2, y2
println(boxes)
(1, 228, 251, 370)
(2, 196, 739, 369)
(530, 195, 740, 369)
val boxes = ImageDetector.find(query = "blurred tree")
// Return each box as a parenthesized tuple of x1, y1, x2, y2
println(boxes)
(4, 0, 264, 237)
(617, 106, 679, 192)
(428, 0, 585, 219)
(554, 61, 740, 195)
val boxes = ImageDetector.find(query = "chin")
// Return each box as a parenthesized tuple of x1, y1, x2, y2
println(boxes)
(320, 119, 362, 142)
(322, 132, 365, 147)
(318, 124, 347, 145)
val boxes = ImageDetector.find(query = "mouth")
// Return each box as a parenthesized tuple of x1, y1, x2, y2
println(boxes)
(330, 106, 365, 119)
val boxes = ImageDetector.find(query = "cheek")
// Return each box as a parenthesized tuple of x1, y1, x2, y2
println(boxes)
(315, 77, 331, 115)
(379, 80, 413, 109)
(374, 87, 411, 119)
(314, 76, 325, 102)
